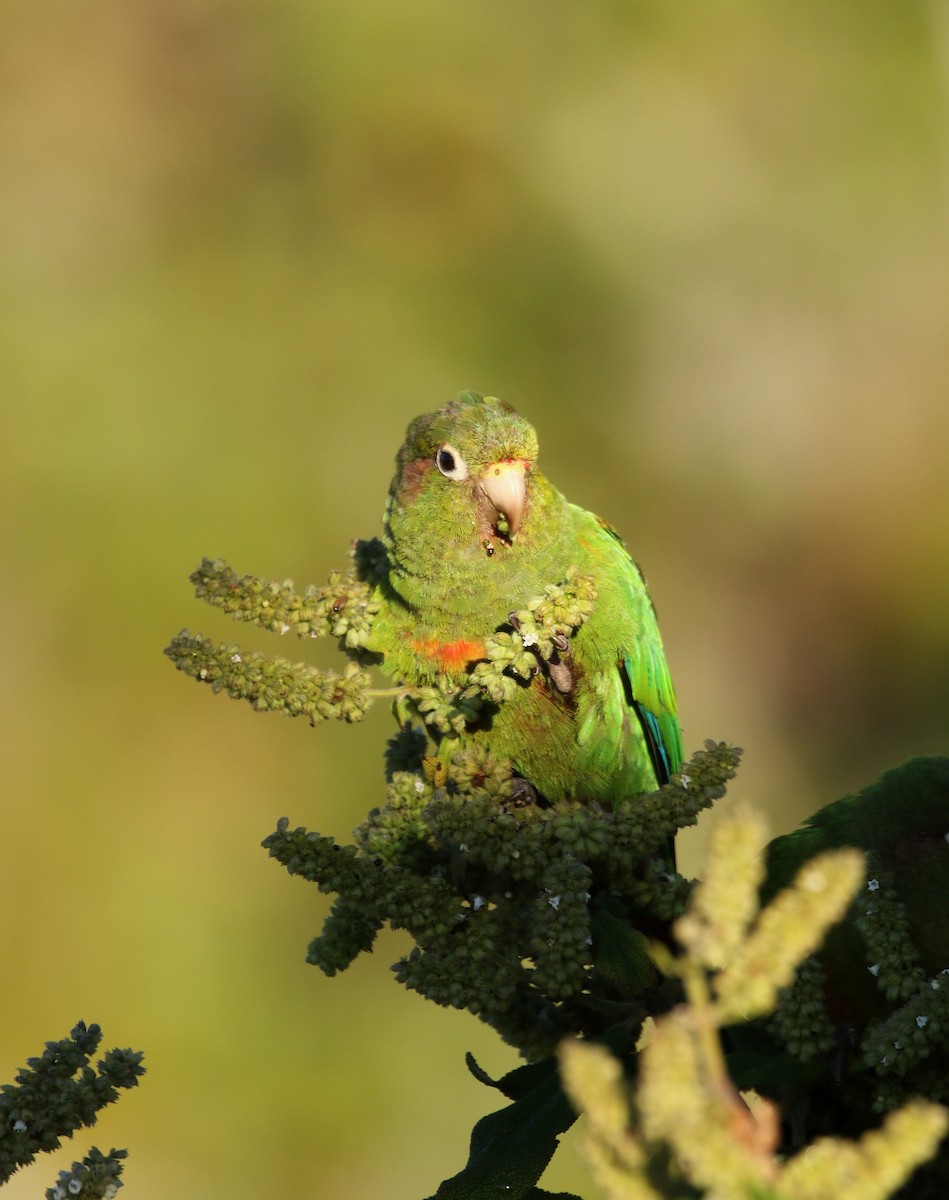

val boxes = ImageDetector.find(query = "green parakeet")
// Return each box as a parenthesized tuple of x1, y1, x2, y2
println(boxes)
(764, 756, 949, 1024)
(366, 391, 682, 806)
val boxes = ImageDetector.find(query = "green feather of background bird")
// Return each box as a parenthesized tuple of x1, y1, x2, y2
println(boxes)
(365, 390, 683, 807)
(763, 756, 949, 1026)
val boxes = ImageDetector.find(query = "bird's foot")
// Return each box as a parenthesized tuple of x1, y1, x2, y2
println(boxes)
(547, 635, 575, 696)
(508, 777, 539, 807)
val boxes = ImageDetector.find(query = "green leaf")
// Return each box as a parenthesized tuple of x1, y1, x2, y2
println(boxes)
(465, 1052, 561, 1102)
(522, 1191, 585, 1199)
(590, 909, 657, 997)
(725, 1048, 821, 1090)
(427, 1058, 576, 1200)
(439, 1028, 635, 1200)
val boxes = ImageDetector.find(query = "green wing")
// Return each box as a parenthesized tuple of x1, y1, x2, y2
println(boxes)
(576, 510, 683, 788)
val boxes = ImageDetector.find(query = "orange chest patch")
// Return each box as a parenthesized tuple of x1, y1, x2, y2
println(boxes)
(411, 637, 486, 671)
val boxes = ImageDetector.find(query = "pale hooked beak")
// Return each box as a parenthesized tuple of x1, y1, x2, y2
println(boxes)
(480, 459, 527, 539)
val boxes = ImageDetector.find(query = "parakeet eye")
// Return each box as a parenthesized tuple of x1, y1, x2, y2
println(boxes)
(435, 444, 469, 480)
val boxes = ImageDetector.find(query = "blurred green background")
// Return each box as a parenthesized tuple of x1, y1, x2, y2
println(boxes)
(3, 1, 948, 1196)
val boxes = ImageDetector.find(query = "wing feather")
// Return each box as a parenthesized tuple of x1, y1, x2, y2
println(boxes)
(577, 511, 683, 787)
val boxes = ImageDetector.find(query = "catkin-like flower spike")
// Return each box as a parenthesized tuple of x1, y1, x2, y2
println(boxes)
(356, 771, 437, 868)
(486, 989, 579, 1062)
(308, 897, 382, 975)
(164, 633, 374, 724)
(714, 848, 865, 1022)
(189, 557, 380, 649)
(674, 807, 767, 970)
(854, 862, 925, 1004)
(639, 1007, 779, 1197)
(774, 1100, 948, 1200)
(466, 658, 520, 704)
(469, 573, 598, 702)
(264, 820, 465, 943)
(628, 740, 743, 842)
(625, 859, 693, 923)
(509, 570, 598, 663)
(860, 970, 949, 1077)
(769, 954, 838, 1061)
(45, 1147, 128, 1200)
(560, 1041, 630, 1145)
(531, 567, 597, 633)
(526, 857, 594, 999)
(559, 1041, 660, 1200)
(392, 906, 523, 1015)
(414, 676, 485, 735)
(1, 1023, 143, 1190)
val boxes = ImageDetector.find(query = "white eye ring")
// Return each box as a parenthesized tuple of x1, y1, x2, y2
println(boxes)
(435, 443, 469, 480)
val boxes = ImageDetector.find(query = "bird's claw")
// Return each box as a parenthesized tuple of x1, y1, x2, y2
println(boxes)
(508, 777, 539, 807)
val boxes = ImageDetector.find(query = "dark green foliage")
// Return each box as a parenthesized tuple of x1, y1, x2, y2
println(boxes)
(427, 1028, 635, 1199)
(427, 1058, 579, 1200)
(0, 1021, 144, 1190)
(168, 547, 949, 1196)
(264, 741, 740, 1060)
(735, 759, 949, 1197)
(588, 910, 658, 1000)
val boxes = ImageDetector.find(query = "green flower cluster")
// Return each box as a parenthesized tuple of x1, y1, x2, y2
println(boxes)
(862, 972, 949, 1082)
(412, 675, 486, 735)
(189, 556, 381, 651)
(46, 1148, 128, 1200)
(0, 1022, 143, 1191)
(164, 558, 599, 744)
(166, 553, 949, 1195)
(769, 955, 837, 1062)
(768, 851, 949, 1101)
(164, 634, 374, 725)
(855, 863, 926, 1003)
(468, 568, 597, 703)
(264, 740, 741, 1059)
(561, 811, 949, 1200)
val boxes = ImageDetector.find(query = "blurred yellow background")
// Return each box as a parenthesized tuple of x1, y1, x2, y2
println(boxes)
(3, 2, 948, 1196)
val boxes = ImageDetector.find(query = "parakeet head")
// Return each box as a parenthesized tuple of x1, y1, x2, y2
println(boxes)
(394, 391, 538, 541)
(383, 391, 569, 610)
